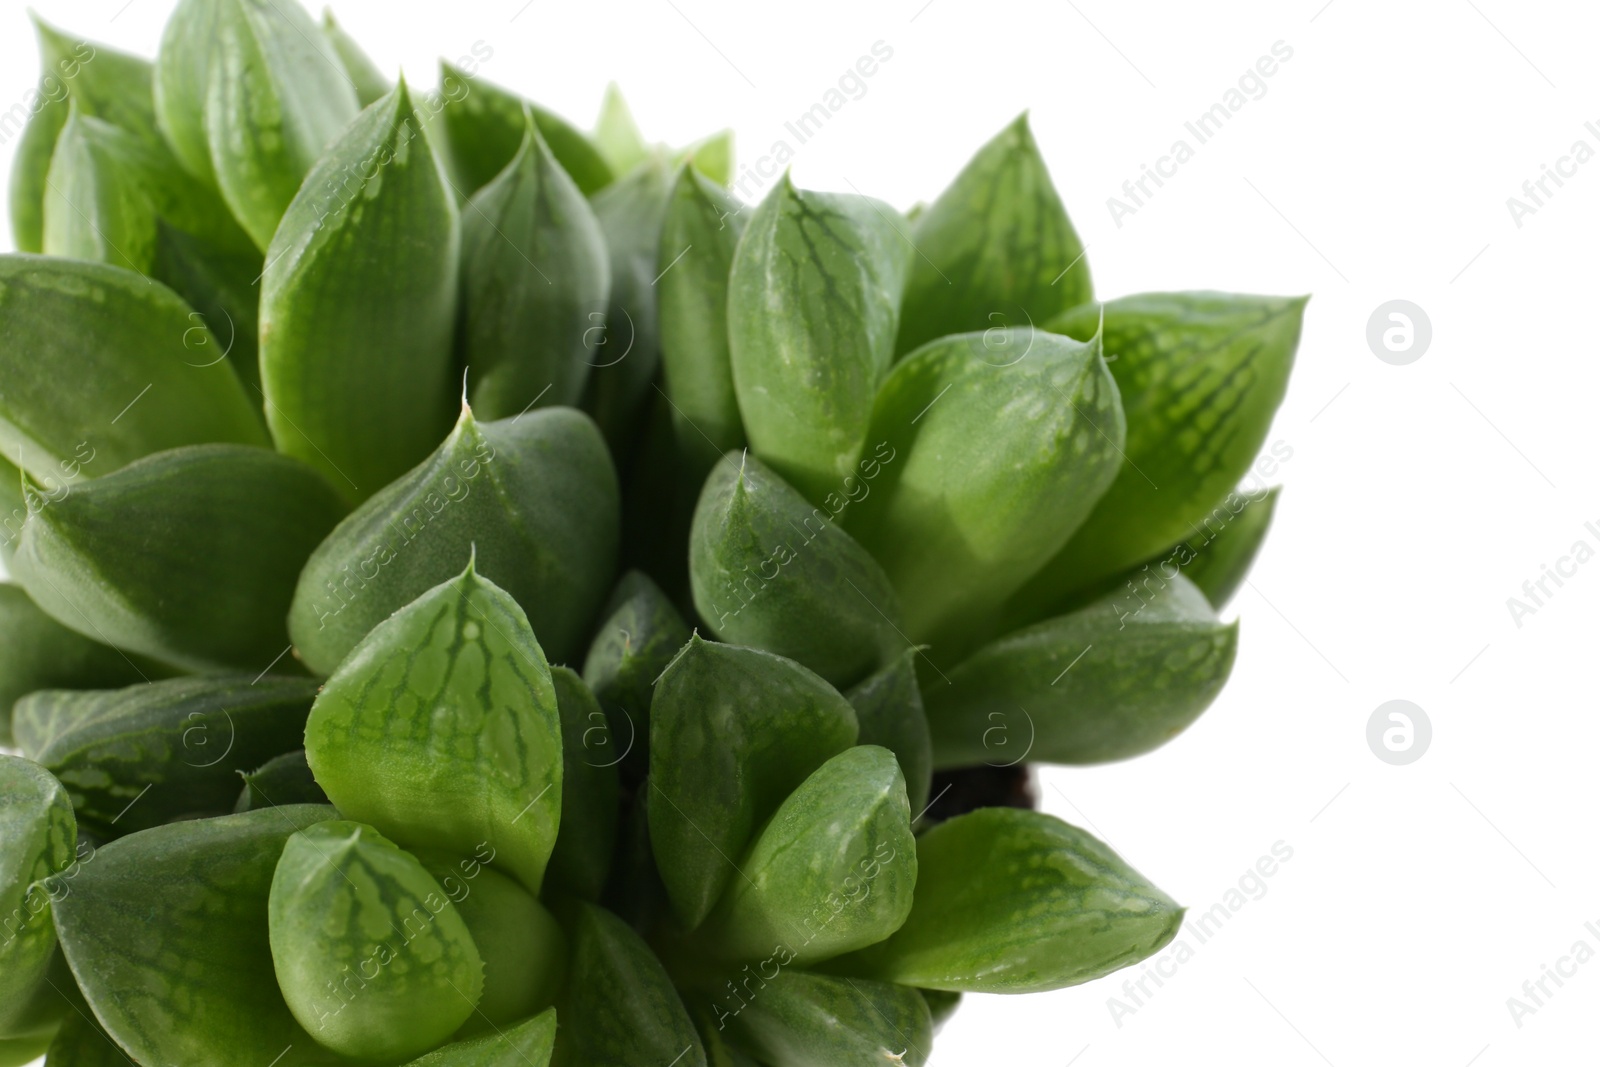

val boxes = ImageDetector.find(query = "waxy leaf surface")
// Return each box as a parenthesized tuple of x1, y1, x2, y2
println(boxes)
(403, 1007, 556, 1066)
(547, 667, 621, 901)
(845, 649, 934, 816)
(1175, 484, 1281, 609)
(727, 971, 932, 1067)
(234, 749, 328, 812)
(438, 63, 613, 197)
(0, 757, 75, 1039)
(0, 584, 145, 746)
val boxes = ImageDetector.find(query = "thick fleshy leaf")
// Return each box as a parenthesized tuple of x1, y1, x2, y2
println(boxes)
(843, 328, 1125, 657)
(694, 1009, 762, 1067)
(581, 570, 691, 784)
(650, 637, 858, 929)
(11, 444, 346, 673)
(592, 84, 650, 177)
(657, 165, 747, 470)
(0, 585, 145, 746)
(40, 1014, 134, 1067)
(460, 114, 610, 416)
(701, 746, 915, 966)
(925, 575, 1237, 767)
(288, 405, 619, 674)
(680, 130, 734, 187)
(728, 176, 910, 504)
(8, 92, 66, 256)
(547, 667, 621, 900)
(403, 1007, 556, 1066)
(259, 79, 459, 502)
(269, 820, 484, 1060)
(556, 903, 706, 1067)
(15, 676, 317, 833)
(0, 256, 267, 482)
(155, 0, 360, 246)
(839, 808, 1182, 992)
(724, 972, 932, 1067)
(51, 805, 338, 1067)
(845, 649, 933, 816)
(920, 988, 961, 1031)
(149, 222, 264, 394)
(305, 562, 564, 895)
(321, 11, 390, 107)
(0, 757, 74, 1040)
(1014, 292, 1305, 611)
(234, 749, 328, 812)
(896, 114, 1091, 356)
(437, 63, 613, 197)
(1181, 484, 1281, 608)
(690, 452, 903, 688)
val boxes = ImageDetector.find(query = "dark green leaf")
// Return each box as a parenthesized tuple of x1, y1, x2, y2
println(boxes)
(460, 114, 611, 416)
(234, 749, 328, 812)
(321, 10, 390, 107)
(11, 444, 346, 673)
(259, 79, 459, 503)
(919, 988, 961, 1031)
(15, 675, 317, 833)
(725, 972, 932, 1067)
(839, 808, 1182, 992)
(693, 1008, 762, 1067)
(403, 1007, 556, 1066)
(269, 820, 484, 1060)
(845, 649, 933, 815)
(39, 1012, 126, 1066)
(0, 256, 268, 482)
(547, 667, 621, 901)
(51, 805, 339, 1067)
(592, 84, 649, 177)
(0, 584, 145, 746)
(896, 114, 1091, 356)
(288, 405, 619, 674)
(600, 782, 669, 933)
(304, 561, 564, 895)
(438, 63, 613, 197)
(690, 452, 903, 688)
(1181, 484, 1281, 608)
(149, 221, 264, 395)
(728, 176, 910, 504)
(0, 757, 74, 1040)
(649, 637, 858, 929)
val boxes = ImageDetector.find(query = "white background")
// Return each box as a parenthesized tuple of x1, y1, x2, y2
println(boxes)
(4, 1, 1598, 1064)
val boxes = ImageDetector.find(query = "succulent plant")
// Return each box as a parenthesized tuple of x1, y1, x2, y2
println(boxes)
(0, 4, 1305, 1066)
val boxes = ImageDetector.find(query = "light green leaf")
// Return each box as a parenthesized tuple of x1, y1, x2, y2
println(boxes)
(547, 667, 621, 901)
(679, 130, 734, 187)
(925, 575, 1237, 767)
(649, 637, 858, 929)
(690, 452, 903, 688)
(896, 114, 1091, 356)
(593, 84, 650, 177)
(725, 972, 932, 1067)
(728, 176, 910, 504)
(460, 113, 611, 416)
(1013, 292, 1305, 612)
(51, 805, 338, 1067)
(437, 63, 613, 197)
(9, 94, 66, 256)
(0, 585, 146, 746)
(288, 405, 619, 674)
(0, 256, 267, 482)
(839, 808, 1182, 993)
(11, 444, 346, 673)
(556, 902, 706, 1067)
(403, 1007, 556, 1066)
(581, 571, 691, 784)
(156, 0, 361, 247)
(701, 746, 916, 966)
(1181, 484, 1281, 608)
(843, 328, 1125, 658)
(270, 820, 484, 1061)
(321, 10, 390, 107)
(658, 165, 747, 471)
(845, 649, 933, 816)
(15, 676, 317, 834)
(0, 756, 75, 1040)
(234, 749, 328, 812)
(304, 561, 564, 895)
(259, 78, 459, 503)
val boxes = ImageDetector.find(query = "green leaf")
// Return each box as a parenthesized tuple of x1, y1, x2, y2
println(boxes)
(724, 972, 933, 1067)
(680, 130, 734, 187)
(155, 0, 361, 247)
(437, 63, 613, 197)
(919, 988, 961, 1031)
(304, 561, 564, 895)
(924, 575, 1237, 767)
(321, 10, 390, 107)
(658, 165, 747, 471)
(839, 808, 1182, 993)
(1181, 484, 1281, 609)
(845, 649, 933, 816)
(8, 93, 66, 256)
(403, 1007, 556, 1066)
(460, 113, 611, 416)
(728, 176, 910, 504)
(0, 756, 75, 1040)
(895, 114, 1091, 356)
(547, 667, 621, 901)
(701, 746, 915, 967)
(0, 457, 22, 563)
(51, 805, 339, 1067)
(14, 675, 318, 834)
(693, 1008, 762, 1067)
(689, 452, 903, 688)
(649, 637, 858, 929)
(11, 444, 347, 673)
(592, 84, 650, 177)
(1013, 292, 1305, 611)
(270, 820, 484, 1061)
(0, 256, 268, 482)
(287, 405, 619, 674)
(42, 1013, 140, 1067)
(0, 585, 145, 746)
(149, 222, 264, 396)
(555, 902, 706, 1067)
(842, 328, 1125, 657)
(259, 78, 459, 503)
(234, 749, 328, 812)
